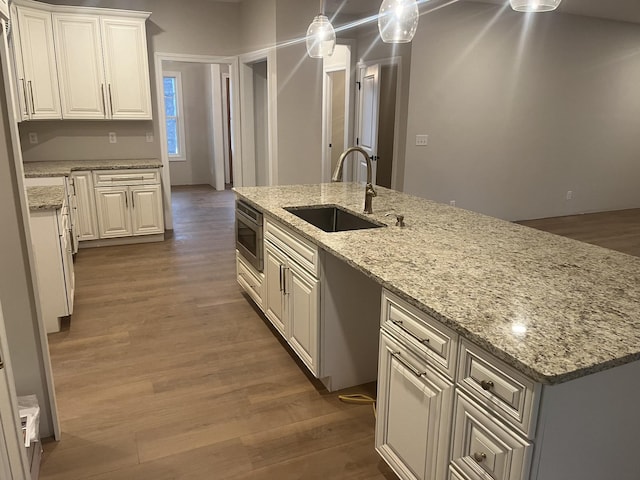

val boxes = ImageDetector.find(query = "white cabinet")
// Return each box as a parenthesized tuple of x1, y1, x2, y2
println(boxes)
(93, 168, 163, 240)
(236, 251, 264, 309)
(13, 5, 61, 120)
(100, 16, 152, 119)
(71, 171, 99, 241)
(53, 14, 106, 119)
(376, 331, 454, 480)
(95, 183, 163, 239)
(29, 197, 74, 333)
(53, 13, 152, 120)
(263, 218, 320, 376)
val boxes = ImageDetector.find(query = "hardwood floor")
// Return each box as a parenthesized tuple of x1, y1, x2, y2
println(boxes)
(518, 208, 640, 257)
(41, 185, 396, 480)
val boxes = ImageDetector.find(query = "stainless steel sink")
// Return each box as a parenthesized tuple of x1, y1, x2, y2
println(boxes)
(284, 205, 385, 232)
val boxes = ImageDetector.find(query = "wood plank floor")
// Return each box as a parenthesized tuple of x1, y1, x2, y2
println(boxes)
(40, 186, 640, 479)
(41, 185, 396, 480)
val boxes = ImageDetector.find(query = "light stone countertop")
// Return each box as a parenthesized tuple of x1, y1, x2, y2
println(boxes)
(23, 158, 163, 177)
(234, 182, 640, 385)
(27, 186, 65, 211)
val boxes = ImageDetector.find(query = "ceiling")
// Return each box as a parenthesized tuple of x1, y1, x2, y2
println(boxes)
(210, 0, 640, 25)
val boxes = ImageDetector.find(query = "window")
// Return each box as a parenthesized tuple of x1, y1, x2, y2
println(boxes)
(163, 72, 186, 161)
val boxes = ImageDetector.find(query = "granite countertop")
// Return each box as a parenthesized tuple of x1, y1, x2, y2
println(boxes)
(234, 183, 640, 385)
(23, 158, 163, 177)
(27, 186, 65, 211)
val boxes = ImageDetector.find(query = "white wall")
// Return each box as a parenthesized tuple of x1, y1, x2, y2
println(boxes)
(403, 2, 640, 220)
(164, 62, 213, 186)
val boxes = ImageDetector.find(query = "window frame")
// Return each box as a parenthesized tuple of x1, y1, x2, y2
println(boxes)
(163, 71, 187, 162)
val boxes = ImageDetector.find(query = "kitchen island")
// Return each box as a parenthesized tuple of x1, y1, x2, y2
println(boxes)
(234, 182, 640, 480)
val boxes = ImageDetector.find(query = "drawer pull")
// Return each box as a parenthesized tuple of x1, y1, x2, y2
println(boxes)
(391, 319, 430, 345)
(473, 452, 487, 463)
(391, 351, 426, 378)
(480, 380, 495, 391)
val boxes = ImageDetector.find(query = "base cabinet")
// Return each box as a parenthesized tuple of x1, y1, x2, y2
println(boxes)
(376, 331, 454, 480)
(71, 171, 99, 241)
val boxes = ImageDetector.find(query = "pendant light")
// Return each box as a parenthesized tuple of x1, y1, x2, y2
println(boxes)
(509, 0, 562, 13)
(378, 0, 419, 44)
(306, 0, 336, 58)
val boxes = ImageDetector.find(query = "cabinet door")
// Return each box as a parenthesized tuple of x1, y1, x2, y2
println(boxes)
(376, 332, 454, 480)
(287, 262, 319, 375)
(264, 243, 287, 337)
(71, 172, 99, 241)
(130, 184, 164, 236)
(57, 211, 74, 315)
(450, 392, 531, 480)
(53, 14, 107, 119)
(95, 186, 132, 238)
(100, 16, 152, 119)
(15, 6, 61, 119)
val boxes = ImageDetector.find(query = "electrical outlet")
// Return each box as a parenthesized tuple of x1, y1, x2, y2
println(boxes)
(108, 132, 117, 144)
(566, 190, 573, 201)
(449, 200, 456, 207)
(146, 132, 154, 143)
(28, 133, 38, 144)
(416, 134, 429, 146)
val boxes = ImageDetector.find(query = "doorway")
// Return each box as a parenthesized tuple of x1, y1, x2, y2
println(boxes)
(354, 58, 402, 190)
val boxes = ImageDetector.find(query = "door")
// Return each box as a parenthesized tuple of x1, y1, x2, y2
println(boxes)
(356, 64, 380, 184)
(95, 186, 132, 238)
(53, 14, 107, 119)
(0, 303, 30, 480)
(287, 262, 319, 375)
(130, 184, 164, 236)
(376, 332, 454, 480)
(100, 16, 152, 119)
(264, 243, 287, 337)
(15, 6, 61, 119)
(71, 172, 99, 241)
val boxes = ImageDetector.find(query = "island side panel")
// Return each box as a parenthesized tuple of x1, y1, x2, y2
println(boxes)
(320, 250, 382, 391)
(531, 358, 640, 480)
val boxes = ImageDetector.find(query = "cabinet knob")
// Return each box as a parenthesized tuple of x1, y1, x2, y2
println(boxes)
(480, 380, 494, 391)
(473, 452, 487, 463)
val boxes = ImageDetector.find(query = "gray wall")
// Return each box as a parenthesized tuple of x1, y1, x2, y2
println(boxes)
(403, 2, 640, 220)
(20, 0, 241, 166)
(240, 0, 276, 53)
(0, 72, 55, 437)
(164, 62, 213, 186)
(274, 0, 323, 185)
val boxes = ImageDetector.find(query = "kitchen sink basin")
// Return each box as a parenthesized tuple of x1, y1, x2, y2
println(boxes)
(284, 205, 385, 232)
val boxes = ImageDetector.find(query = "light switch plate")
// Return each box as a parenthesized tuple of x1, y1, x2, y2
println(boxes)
(28, 133, 38, 144)
(146, 132, 154, 143)
(416, 134, 428, 146)
(108, 132, 117, 144)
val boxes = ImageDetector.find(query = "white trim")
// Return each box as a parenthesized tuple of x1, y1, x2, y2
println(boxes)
(354, 55, 404, 191)
(12, 0, 150, 18)
(209, 64, 225, 191)
(221, 72, 231, 185)
(154, 52, 242, 230)
(162, 71, 187, 162)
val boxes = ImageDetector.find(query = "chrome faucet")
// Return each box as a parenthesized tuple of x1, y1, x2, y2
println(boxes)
(332, 146, 377, 214)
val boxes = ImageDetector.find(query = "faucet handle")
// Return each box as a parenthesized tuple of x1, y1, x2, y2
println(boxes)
(385, 213, 405, 227)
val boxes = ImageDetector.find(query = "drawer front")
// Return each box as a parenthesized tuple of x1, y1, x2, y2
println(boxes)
(264, 218, 318, 276)
(236, 251, 264, 308)
(458, 340, 539, 438)
(93, 169, 160, 186)
(451, 392, 532, 480)
(448, 465, 471, 480)
(381, 290, 458, 380)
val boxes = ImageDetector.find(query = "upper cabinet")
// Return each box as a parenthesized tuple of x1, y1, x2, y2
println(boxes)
(11, 0, 152, 121)
(13, 5, 62, 120)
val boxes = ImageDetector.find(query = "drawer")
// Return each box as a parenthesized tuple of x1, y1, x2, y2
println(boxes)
(448, 465, 470, 480)
(264, 218, 318, 276)
(457, 340, 539, 438)
(451, 392, 532, 480)
(236, 251, 264, 308)
(381, 289, 458, 380)
(93, 169, 160, 186)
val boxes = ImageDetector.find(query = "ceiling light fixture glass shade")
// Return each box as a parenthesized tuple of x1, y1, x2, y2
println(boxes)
(378, 0, 419, 44)
(509, 0, 562, 12)
(306, 7, 336, 58)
